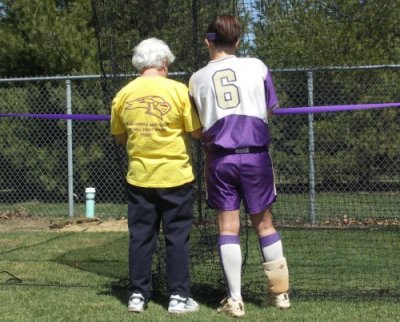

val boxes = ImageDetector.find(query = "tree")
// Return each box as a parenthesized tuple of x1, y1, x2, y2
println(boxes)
(252, 0, 400, 67)
(251, 0, 400, 190)
(0, 0, 99, 201)
(91, 0, 238, 80)
(0, 0, 98, 77)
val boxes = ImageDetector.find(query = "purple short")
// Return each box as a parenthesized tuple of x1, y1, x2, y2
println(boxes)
(205, 151, 276, 214)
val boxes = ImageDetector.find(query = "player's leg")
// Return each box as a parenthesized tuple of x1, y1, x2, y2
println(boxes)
(217, 209, 245, 317)
(206, 155, 244, 316)
(218, 210, 242, 301)
(251, 207, 282, 262)
(159, 182, 199, 313)
(126, 184, 159, 312)
(241, 152, 290, 308)
(250, 207, 290, 309)
(206, 154, 245, 317)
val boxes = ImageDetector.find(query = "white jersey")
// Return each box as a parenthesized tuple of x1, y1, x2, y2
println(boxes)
(189, 55, 278, 152)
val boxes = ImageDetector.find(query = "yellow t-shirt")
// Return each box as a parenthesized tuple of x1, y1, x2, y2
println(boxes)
(110, 76, 201, 188)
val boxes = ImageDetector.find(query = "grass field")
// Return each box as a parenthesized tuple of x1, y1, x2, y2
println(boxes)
(1, 191, 399, 321)
(0, 191, 398, 219)
(1, 225, 399, 321)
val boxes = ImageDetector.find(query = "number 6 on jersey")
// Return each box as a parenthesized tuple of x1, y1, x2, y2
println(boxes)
(212, 69, 240, 109)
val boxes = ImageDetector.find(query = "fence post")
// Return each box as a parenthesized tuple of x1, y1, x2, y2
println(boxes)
(66, 79, 74, 217)
(307, 71, 316, 224)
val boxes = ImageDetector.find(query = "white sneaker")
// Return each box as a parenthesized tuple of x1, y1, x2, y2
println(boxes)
(269, 292, 290, 309)
(168, 295, 199, 314)
(128, 293, 146, 313)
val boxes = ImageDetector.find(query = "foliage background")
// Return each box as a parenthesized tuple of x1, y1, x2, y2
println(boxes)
(0, 0, 399, 207)
(0, 1, 399, 316)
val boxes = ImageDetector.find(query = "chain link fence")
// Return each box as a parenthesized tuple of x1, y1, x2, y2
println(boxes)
(1, 66, 399, 299)
(0, 75, 125, 218)
(1, 0, 399, 302)
(1, 66, 399, 223)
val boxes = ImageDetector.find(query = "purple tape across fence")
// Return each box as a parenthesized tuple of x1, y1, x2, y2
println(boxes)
(0, 113, 110, 121)
(1, 103, 399, 121)
(273, 102, 400, 115)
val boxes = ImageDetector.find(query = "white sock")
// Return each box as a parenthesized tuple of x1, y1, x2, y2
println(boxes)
(220, 243, 242, 301)
(259, 232, 284, 262)
(262, 240, 284, 262)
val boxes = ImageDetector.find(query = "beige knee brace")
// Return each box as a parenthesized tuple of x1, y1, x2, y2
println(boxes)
(263, 257, 289, 294)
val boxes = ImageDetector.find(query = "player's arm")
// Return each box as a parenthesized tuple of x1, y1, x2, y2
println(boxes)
(188, 95, 203, 139)
(189, 128, 202, 140)
(264, 69, 279, 119)
(113, 132, 127, 145)
(181, 87, 203, 140)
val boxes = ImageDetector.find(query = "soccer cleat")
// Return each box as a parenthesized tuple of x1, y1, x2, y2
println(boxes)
(268, 292, 291, 309)
(217, 297, 245, 317)
(127, 293, 146, 313)
(168, 295, 199, 314)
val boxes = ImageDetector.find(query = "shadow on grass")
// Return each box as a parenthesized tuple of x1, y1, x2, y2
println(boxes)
(97, 276, 228, 310)
(96, 274, 400, 309)
(0, 232, 78, 256)
(291, 288, 400, 302)
(3, 231, 398, 304)
(97, 280, 176, 310)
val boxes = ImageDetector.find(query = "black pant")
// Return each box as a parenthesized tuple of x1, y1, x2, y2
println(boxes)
(126, 182, 194, 300)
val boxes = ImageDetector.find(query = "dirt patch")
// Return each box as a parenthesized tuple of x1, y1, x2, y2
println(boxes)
(53, 218, 128, 232)
(2, 208, 399, 232)
(0, 217, 52, 232)
(0, 208, 128, 232)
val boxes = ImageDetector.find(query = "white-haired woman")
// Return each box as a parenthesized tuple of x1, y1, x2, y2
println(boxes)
(110, 37, 202, 314)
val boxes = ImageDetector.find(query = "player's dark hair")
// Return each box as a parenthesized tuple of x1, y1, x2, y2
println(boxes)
(206, 14, 240, 46)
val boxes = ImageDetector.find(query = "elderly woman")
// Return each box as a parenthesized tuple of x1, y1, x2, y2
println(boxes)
(110, 38, 202, 314)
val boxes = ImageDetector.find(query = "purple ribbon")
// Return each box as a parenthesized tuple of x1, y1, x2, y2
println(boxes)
(0, 103, 399, 121)
(273, 102, 400, 115)
(0, 113, 110, 121)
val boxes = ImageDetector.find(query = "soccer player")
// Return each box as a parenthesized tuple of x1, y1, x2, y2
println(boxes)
(189, 15, 290, 317)
(110, 38, 202, 314)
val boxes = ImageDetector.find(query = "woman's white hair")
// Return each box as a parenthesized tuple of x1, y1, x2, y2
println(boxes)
(131, 38, 175, 72)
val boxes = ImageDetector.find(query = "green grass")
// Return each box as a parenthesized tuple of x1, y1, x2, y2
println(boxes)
(1, 190, 398, 220)
(188, 227, 400, 298)
(1, 192, 399, 321)
(1, 286, 399, 322)
(0, 202, 127, 218)
(1, 229, 399, 321)
(275, 192, 399, 220)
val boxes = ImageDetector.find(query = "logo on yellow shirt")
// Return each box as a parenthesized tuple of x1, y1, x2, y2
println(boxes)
(125, 96, 172, 120)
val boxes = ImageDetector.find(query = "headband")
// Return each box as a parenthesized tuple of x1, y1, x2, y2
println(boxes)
(205, 32, 221, 41)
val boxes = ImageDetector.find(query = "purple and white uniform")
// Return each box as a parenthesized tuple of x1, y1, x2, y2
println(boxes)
(189, 56, 278, 214)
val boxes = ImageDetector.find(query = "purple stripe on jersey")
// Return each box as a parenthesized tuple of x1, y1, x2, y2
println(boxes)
(202, 114, 271, 152)
(259, 232, 281, 248)
(218, 235, 240, 246)
(264, 72, 278, 109)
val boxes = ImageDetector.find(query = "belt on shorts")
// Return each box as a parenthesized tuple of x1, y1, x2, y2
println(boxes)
(212, 146, 268, 156)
